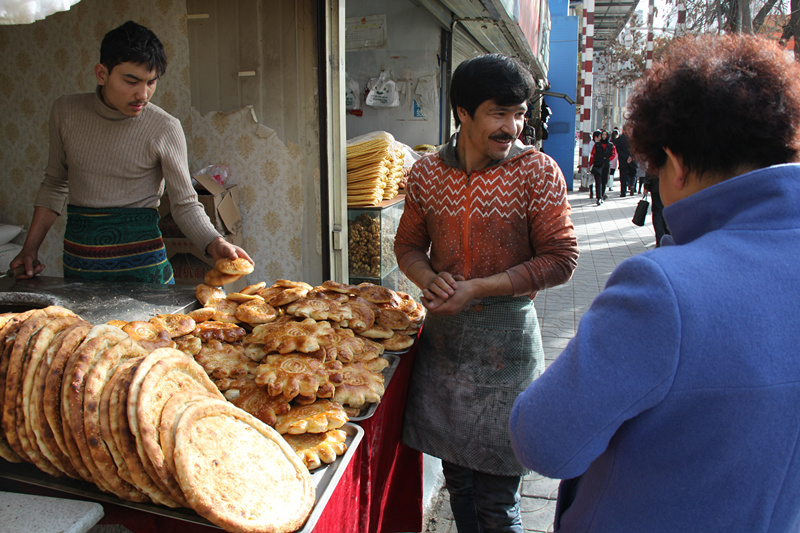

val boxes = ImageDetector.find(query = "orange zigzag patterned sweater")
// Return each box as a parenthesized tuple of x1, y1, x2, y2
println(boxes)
(394, 144, 579, 297)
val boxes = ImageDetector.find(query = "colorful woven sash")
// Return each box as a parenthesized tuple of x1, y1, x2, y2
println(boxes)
(64, 205, 174, 284)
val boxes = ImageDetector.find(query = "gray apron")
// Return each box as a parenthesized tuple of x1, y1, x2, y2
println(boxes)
(403, 295, 544, 476)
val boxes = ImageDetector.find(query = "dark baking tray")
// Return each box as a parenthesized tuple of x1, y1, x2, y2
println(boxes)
(348, 353, 400, 422)
(0, 422, 364, 532)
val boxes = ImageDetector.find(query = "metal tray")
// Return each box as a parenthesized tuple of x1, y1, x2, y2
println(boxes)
(348, 353, 400, 422)
(0, 423, 364, 532)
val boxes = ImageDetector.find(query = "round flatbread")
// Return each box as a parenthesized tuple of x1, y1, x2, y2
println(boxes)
(215, 257, 254, 276)
(20, 316, 85, 477)
(29, 321, 87, 479)
(172, 399, 315, 533)
(204, 268, 242, 287)
(42, 324, 91, 475)
(158, 390, 224, 487)
(195, 284, 225, 307)
(62, 325, 129, 490)
(115, 354, 179, 507)
(99, 357, 142, 488)
(122, 321, 176, 351)
(84, 338, 150, 501)
(136, 349, 224, 506)
(149, 314, 197, 339)
(2, 310, 52, 462)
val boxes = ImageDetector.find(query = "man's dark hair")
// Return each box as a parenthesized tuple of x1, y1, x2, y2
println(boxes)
(100, 21, 167, 78)
(450, 54, 535, 127)
(627, 34, 800, 179)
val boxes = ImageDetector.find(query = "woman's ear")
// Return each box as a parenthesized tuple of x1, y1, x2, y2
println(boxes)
(664, 147, 688, 190)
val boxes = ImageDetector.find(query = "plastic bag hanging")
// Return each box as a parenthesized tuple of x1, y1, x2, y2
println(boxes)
(365, 71, 400, 108)
(345, 75, 361, 111)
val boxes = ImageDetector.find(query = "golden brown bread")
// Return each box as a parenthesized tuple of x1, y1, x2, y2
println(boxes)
(83, 338, 150, 501)
(19, 316, 84, 477)
(222, 376, 291, 427)
(235, 298, 278, 326)
(194, 339, 258, 381)
(122, 321, 176, 350)
(286, 298, 353, 323)
(136, 348, 224, 507)
(380, 331, 415, 352)
(283, 429, 348, 470)
(195, 284, 225, 307)
(273, 399, 348, 435)
(204, 268, 242, 287)
(333, 361, 386, 408)
(255, 353, 343, 401)
(171, 398, 315, 533)
(214, 257, 254, 276)
(193, 321, 247, 343)
(149, 314, 197, 339)
(28, 321, 87, 479)
(245, 318, 335, 355)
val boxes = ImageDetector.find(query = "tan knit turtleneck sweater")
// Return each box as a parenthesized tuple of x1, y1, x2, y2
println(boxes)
(35, 88, 221, 252)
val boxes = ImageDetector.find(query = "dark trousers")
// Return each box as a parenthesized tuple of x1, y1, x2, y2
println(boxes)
(618, 163, 635, 196)
(442, 461, 524, 533)
(647, 181, 671, 246)
(592, 164, 609, 199)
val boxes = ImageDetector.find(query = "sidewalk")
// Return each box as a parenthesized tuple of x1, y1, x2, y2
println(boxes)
(425, 183, 659, 533)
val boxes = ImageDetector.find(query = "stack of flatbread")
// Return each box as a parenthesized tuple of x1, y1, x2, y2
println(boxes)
(346, 132, 404, 207)
(0, 306, 315, 533)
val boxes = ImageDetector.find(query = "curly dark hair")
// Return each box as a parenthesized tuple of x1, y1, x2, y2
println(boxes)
(626, 34, 800, 179)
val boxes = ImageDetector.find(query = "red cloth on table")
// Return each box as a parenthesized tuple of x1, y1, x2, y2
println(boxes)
(313, 346, 423, 533)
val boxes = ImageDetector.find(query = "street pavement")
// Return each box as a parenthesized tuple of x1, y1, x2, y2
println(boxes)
(424, 181, 660, 533)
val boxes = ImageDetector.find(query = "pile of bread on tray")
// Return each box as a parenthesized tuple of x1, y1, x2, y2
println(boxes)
(0, 257, 424, 533)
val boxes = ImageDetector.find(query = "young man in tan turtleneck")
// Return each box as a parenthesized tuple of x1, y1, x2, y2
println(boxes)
(11, 20, 251, 283)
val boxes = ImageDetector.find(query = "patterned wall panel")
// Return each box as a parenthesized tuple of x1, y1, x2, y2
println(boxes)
(0, 0, 313, 285)
(186, 106, 304, 283)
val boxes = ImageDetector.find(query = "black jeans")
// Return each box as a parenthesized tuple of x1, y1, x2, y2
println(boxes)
(592, 164, 609, 199)
(442, 461, 524, 533)
(618, 162, 635, 195)
(647, 180, 671, 246)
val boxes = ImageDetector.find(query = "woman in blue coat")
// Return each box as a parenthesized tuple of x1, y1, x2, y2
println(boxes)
(510, 34, 800, 532)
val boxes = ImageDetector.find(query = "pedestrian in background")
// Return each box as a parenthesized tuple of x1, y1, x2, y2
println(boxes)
(587, 130, 600, 199)
(614, 125, 636, 196)
(510, 33, 800, 533)
(588, 129, 616, 205)
(608, 128, 619, 191)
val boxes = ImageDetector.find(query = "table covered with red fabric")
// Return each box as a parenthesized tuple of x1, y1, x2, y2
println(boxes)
(2, 346, 424, 533)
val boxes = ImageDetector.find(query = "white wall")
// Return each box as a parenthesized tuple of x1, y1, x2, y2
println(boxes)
(344, 0, 444, 147)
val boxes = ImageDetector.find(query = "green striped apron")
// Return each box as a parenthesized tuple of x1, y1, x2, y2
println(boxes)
(63, 205, 174, 284)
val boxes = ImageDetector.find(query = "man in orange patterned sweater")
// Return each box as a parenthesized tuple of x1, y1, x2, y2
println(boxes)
(394, 54, 579, 533)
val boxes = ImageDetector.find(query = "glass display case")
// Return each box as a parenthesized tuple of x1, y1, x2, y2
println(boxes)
(347, 195, 404, 281)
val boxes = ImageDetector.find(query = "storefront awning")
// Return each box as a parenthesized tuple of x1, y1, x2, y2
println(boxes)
(592, 0, 638, 51)
(410, 0, 550, 82)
